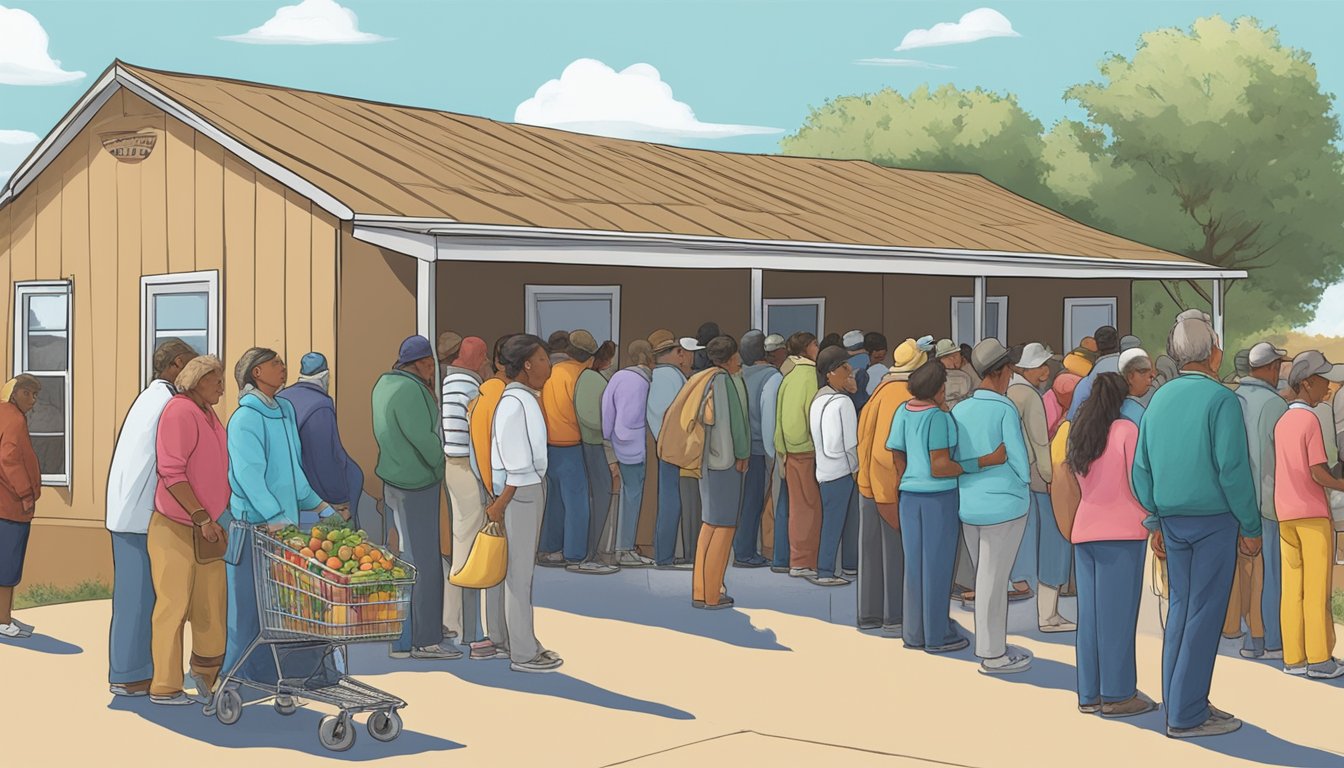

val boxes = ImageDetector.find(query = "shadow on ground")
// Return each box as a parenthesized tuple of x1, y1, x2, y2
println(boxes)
(107, 695, 464, 760)
(0, 633, 82, 655)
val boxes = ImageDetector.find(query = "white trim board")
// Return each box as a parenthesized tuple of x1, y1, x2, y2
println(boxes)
(1063, 297, 1118, 353)
(524, 284, 622, 366)
(951, 295, 1008, 347)
(13, 280, 74, 487)
(140, 270, 221, 388)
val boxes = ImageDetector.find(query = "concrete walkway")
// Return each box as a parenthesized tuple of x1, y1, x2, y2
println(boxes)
(2, 561, 1342, 766)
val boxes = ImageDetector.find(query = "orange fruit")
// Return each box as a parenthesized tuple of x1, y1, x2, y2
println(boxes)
(311, 527, 322, 539)
(354, 545, 367, 559)
(359, 555, 372, 565)
(326, 556, 342, 570)
(381, 560, 392, 571)
(360, 563, 373, 571)
(309, 537, 324, 552)
(299, 547, 314, 559)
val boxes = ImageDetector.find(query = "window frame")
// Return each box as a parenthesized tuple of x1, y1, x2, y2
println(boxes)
(13, 280, 73, 487)
(950, 295, 1009, 347)
(762, 297, 826, 340)
(524, 284, 622, 365)
(1063, 297, 1118, 353)
(140, 270, 220, 389)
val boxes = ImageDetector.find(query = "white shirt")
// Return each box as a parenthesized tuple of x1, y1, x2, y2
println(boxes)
(441, 367, 481, 458)
(105, 380, 176, 534)
(810, 386, 859, 482)
(491, 382, 549, 496)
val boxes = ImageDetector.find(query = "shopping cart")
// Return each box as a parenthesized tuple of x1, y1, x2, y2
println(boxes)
(212, 523, 416, 752)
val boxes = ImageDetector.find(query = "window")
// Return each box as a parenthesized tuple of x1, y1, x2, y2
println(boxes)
(525, 285, 621, 362)
(14, 281, 72, 485)
(1064, 298, 1118, 352)
(763, 298, 825, 340)
(141, 271, 220, 388)
(951, 296, 1008, 347)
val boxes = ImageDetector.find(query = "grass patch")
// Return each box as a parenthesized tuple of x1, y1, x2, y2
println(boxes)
(1335, 591, 1344, 626)
(13, 580, 111, 610)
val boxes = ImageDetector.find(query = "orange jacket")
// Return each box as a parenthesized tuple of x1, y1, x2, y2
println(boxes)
(857, 377, 913, 504)
(541, 360, 586, 447)
(0, 402, 41, 523)
(469, 378, 506, 496)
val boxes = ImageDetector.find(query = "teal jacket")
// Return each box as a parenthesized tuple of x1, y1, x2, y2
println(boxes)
(372, 369, 445, 491)
(951, 389, 1031, 526)
(228, 392, 323, 525)
(1132, 372, 1262, 537)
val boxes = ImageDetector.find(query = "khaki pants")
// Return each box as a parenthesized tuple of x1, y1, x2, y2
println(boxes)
(443, 456, 491, 641)
(1222, 551, 1264, 639)
(1280, 518, 1337, 667)
(147, 513, 226, 697)
(784, 452, 822, 569)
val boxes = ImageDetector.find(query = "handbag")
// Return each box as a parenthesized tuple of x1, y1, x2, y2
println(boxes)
(448, 521, 508, 589)
(193, 519, 228, 565)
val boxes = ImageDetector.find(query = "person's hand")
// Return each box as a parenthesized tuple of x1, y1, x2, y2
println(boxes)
(485, 497, 507, 524)
(736, 458, 749, 473)
(609, 463, 621, 493)
(1150, 530, 1166, 560)
(985, 443, 1008, 467)
(1238, 535, 1262, 558)
(200, 520, 225, 543)
(332, 503, 351, 521)
(266, 522, 288, 534)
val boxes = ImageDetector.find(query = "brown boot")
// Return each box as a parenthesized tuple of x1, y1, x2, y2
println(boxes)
(1101, 692, 1158, 719)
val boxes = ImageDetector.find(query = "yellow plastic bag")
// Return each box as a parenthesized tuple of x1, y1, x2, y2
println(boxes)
(448, 521, 507, 589)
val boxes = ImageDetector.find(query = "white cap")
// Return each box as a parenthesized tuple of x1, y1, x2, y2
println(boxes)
(1287, 350, 1344, 389)
(1247, 341, 1288, 369)
(1119, 348, 1152, 373)
(678, 337, 705, 352)
(1017, 342, 1052, 370)
(763, 334, 786, 352)
(843, 330, 864, 350)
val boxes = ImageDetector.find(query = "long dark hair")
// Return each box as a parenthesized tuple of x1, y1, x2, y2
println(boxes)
(501, 334, 546, 379)
(1066, 372, 1128, 477)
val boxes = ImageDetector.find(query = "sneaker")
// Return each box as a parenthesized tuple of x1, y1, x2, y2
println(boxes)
(1263, 649, 1284, 660)
(616, 550, 655, 568)
(8, 617, 33, 635)
(1079, 702, 1102, 715)
(733, 557, 770, 569)
(536, 552, 567, 568)
(150, 692, 199, 706)
(469, 640, 508, 660)
(1040, 615, 1078, 634)
(1284, 664, 1308, 676)
(1008, 585, 1034, 602)
(805, 574, 850, 587)
(410, 644, 463, 660)
(0, 622, 29, 639)
(654, 561, 693, 571)
(1306, 659, 1344, 679)
(1240, 636, 1266, 658)
(1167, 715, 1242, 739)
(769, 566, 790, 574)
(979, 646, 1033, 675)
(697, 596, 735, 610)
(1207, 703, 1235, 721)
(187, 672, 215, 707)
(1102, 692, 1158, 719)
(566, 561, 619, 575)
(388, 648, 411, 659)
(440, 627, 459, 640)
(927, 635, 971, 654)
(511, 650, 563, 673)
(109, 682, 150, 697)
(789, 568, 818, 578)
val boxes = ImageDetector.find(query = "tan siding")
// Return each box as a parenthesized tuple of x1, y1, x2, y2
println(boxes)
(284, 189, 312, 363)
(139, 116, 169, 278)
(222, 155, 257, 410)
(165, 119, 196, 272)
(310, 211, 338, 400)
(0, 205, 10, 372)
(114, 156, 142, 458)
(35, 160, 62, 281)
(253, 176, 287, 354)
(61, 142, 93, 512)
(87, 125, 120, 525)
(9, 185, 37, 284)
(194, 135, 225, 274)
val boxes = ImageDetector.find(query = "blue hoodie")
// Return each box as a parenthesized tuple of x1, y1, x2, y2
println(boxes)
(228, 392, 323, 525)
(278, 381, 365, 506)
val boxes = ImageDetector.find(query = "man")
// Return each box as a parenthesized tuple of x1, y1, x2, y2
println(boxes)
(935, 339, 977, 408)
(0, 376, 43, 640)
(763, 333, 789, 369)
(571, 330, 620, 574)
(432, 336, 491, 648)
(538, 330, 594, 568)
(1007, 342, 1073, 630)
(1119, 348, 1156, 425)
(1121, 335, 1142, 353)
(647, 331, 703, 568)
(547, 330, 572, 364)
(1229, 341, 1288, 661)
(843, 330, 872, 411)
(1067, 326, 1122, 422)
(278, 352, 363, 528)
(776, 331, 822, 577)
(1332, 376, 1344, 468)
(954, 340, 1033, 674)
(373, 336, 458, 660)
(103, 340, 196, 694)
(761, 334, 791, 572)
(862, 333, 889, 398)
(602, 340, 657, 568)
(1132, 314, 1261, 738)
(734, 330, 778, 568)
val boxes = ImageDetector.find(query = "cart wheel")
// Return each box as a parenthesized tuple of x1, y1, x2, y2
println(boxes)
(367, 710, 403, 742)
(215, 687, 242, 726)
(274, 695, 297, 716)
(318, 714, 356, 752)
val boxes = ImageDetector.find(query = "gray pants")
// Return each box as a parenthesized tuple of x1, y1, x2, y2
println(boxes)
(581, 443, 612, 562)
(387, 483, 445, 650)
(963, 515, 1028, 659)
(857, 496, 902, 627)
(679, 476, 702, 560)
(486, 484, 546, 664)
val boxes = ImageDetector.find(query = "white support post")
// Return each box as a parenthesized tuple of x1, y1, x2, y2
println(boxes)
(750, 268, 763, 331)
(973, 276, 987, 345)
(417, 258, 439, 385)
(1211, 278, 1224, 348)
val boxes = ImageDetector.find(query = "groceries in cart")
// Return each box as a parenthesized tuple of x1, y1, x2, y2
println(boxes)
(275, 520, 408, 581)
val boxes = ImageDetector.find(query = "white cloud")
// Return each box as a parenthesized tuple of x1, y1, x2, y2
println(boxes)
(0, 5, 85, 85)
(515, 58, 783, 142)
(0, 130, 39, 186)
(896, 8, 1020, 52)
(1298, 281, 1344, 336)
(855, 58, 955, 70)
(221, 0, 391, 45)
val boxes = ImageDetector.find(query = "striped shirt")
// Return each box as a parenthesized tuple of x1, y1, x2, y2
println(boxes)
(442, 367, 483, 458)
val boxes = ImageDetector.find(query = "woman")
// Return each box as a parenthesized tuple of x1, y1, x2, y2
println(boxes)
(809, 346, 858, 587)
(148, 356, 230, 706)
(888, 361, 1005, 653)
(0, 375, 42, 640)
(468, 334, 515, 661)
(484, 334, 564, 673)
(1044, 372, 1080, 440)
(1053, 372, 1156, 717)
(692, 336, 750, 608)
(594, 340, 618, 381)
(602, 340, 656, 568)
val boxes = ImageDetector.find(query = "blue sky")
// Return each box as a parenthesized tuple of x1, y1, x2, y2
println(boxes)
(1, 0, 1341, 328)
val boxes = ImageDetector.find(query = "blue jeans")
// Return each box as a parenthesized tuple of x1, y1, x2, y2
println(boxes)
(109, 532, 155, 685)
(1011, 492, 1073, 587)
(733, 454, 767, 562)
(1260, 517, 1282, 652)
(653, 459, 683, 565)
(1075, 540, 1145, 705)
(818, 475, 856, 578)
(841, 492, 859, 572)
(899, 490, 961, 648)
(616, 462, 646, 552)
(771, 464, 791, 569)
(1160, 513, 1239, 730)
(540, 446, 590, 562)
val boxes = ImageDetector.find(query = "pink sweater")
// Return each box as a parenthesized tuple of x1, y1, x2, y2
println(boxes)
(1072, 420, 1148, 543)
(154, 395, 230, 526)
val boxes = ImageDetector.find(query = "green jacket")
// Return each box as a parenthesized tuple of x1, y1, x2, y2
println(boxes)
(372, 369, 445, 491)
(575, 369, 607, 446)
(774, 358, 818, 455)
(1132, 372, 1262, 538)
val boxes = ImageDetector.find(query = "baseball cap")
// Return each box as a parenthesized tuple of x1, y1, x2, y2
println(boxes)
(569, 329, 599, 355)
(934, 339, 959, 359)
(970, 338, 1012, 379)
(1017, 342, 1052, 370)
(763, 334, 786, 352)
(299, 352, 328, 376)
(1248, 341, 1288, 369)
(1120, 335, 1142, 352)
(648, 329, 677, 354)
(437, 330, 463, 361)
(679, 337, 705, 352)
(1286, 350, 1344, 389)
(1119, 348, 1151, 373)
(843, 330, 864, 350)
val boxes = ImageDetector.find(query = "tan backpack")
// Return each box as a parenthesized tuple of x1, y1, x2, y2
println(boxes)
(656, 368, 722, 474)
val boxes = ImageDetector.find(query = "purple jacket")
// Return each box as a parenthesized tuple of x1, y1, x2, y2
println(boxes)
(601, 366, 652, 465)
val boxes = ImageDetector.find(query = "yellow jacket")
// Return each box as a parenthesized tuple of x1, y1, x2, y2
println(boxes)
(541, 360, 586, 446)
(857, 376, 913, 504)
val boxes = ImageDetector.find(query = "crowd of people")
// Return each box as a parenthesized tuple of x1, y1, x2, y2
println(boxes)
(0, 307, 1341, 740)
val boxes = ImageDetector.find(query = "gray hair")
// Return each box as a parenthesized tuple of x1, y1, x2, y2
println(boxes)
(152, 338, 198, 379)
(1168, 317, 1218, 367)
(1121, 353, 1153, 377)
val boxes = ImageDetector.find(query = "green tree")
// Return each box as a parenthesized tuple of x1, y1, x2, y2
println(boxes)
(781, 84, 1058, 207)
